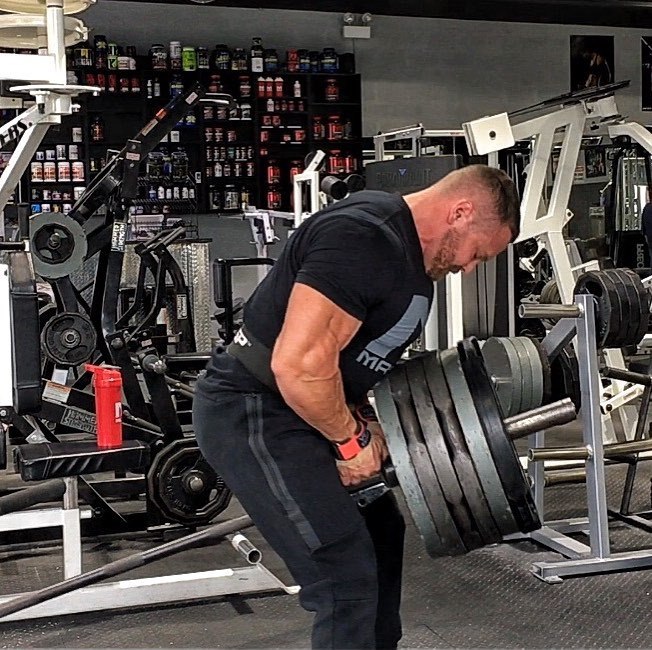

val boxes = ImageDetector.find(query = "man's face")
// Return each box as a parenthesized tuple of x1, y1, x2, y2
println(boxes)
(426, 223, 513, 282)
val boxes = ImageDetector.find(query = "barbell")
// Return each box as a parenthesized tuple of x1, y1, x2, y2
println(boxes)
(360, 338, 577, 558)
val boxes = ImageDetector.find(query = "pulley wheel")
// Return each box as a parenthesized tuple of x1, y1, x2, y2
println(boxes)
(147, 438, 232, 526)
(30, 212, 87, 279)
(41, 311, 97, 367)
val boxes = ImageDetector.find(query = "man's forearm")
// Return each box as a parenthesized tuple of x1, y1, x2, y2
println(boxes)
(275, 367, 359, 443)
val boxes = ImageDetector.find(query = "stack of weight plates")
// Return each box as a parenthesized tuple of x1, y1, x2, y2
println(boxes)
(480, 336, 550, 417)
(373, 338, 540, 558)
(574, 268, 650, 349)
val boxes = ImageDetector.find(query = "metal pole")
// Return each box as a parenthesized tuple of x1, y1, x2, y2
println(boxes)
(544, 469, 586, 486)
(518, 303, 582, 320)
(529, 437, 652, 462)
(574, 293, 610, 558)
(505, 398, 576, 440)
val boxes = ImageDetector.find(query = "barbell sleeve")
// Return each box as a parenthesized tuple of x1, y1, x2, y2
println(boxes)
(505, 398, 577, 440)
(518, 303, 582, 320)
(544, 469, 586, 486)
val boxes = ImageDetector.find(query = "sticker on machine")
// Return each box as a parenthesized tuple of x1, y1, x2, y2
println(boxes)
(111, 222, 128, 252)
(42, 380, 72, 404)
(176, 293, 188, 320)
(61, 407, 97, 434)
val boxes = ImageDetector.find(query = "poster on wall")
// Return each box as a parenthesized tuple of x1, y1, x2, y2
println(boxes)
(570, 35, 614, 92)
(584, 147, 607, 178)
(642, 37, 652, 110)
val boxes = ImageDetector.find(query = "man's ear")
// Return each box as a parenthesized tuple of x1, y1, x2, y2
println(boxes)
(448, 199, 473, 227)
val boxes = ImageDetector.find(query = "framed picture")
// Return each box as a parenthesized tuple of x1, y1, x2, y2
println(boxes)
(570, 35, 614, 92)
(584, 147, 607, 179)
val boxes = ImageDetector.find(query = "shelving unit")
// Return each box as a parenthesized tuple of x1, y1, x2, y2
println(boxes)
(20, 60, 362, 217)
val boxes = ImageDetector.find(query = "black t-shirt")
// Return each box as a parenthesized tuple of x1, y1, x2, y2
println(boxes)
(197, 190, 433, 404)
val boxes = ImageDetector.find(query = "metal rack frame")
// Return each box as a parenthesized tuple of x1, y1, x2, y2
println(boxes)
(517, 294, 652, 582)
(0, 478, 297, 623)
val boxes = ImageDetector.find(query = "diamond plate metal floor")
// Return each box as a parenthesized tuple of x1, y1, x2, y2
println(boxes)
(2, 461, 652, 648)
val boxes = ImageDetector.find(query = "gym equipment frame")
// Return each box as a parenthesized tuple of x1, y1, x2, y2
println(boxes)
(463, 82, 650, 443)
(0, 0, 99, 224)
(517, 294, 652, 582)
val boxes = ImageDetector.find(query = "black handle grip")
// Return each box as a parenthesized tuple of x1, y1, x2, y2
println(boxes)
(0, 479, 66, 516)
(601, 366, 652, 386)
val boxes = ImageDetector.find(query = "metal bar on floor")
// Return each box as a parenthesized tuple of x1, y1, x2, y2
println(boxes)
(0, 562, 299, 623)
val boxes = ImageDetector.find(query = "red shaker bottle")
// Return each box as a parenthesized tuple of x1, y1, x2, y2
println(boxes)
(85, 364, 123, 449)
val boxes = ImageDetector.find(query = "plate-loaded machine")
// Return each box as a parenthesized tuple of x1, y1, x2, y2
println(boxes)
(460, 82, 652, 579)
(3, 85, 236, 530)
(0, 83, 299, 621)
(463, 81, 651, 445)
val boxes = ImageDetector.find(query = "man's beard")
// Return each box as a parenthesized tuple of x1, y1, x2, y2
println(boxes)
(426, 229, 463, 281)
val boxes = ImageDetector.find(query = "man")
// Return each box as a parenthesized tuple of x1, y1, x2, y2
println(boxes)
(641, 200, 652, 265)
(193, 164, 520, 649)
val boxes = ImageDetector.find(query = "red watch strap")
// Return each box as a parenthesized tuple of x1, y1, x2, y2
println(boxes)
(334, 436, 364, 461)
(332, 421, 372, 461)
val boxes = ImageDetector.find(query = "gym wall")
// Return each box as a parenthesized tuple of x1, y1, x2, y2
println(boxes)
(85, 1, 649, 133)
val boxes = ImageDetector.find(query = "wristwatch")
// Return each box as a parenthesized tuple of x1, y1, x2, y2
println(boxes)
(332, 420, 372, 461)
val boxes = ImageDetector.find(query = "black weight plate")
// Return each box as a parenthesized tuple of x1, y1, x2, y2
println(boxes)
(390, 367, 466, 554)
(41, 311, 97, 368)
(529, 337, 552, 405)
(635, 280, 651, 345)
(549, 346, 581, 411)
(574, 271, 622, 348)
(616, 268, 650, 346)
(440, 348, 518, 537)
(517, 318, 547, 340)
(539, 279, 560, 305)
(374, 377, 447, 557)
(421, 352, 501, 545)
(407, 358, 483, 551)
(147, 438, 232, 525)
(458, 338, 541, 533)
(604, 269, 637, 347)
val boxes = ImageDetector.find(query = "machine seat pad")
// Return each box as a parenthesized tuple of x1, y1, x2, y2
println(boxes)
(14, 440, 150, 481)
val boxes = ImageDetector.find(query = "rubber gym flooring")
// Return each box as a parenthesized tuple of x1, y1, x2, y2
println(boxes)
(2, 426, 652, 649)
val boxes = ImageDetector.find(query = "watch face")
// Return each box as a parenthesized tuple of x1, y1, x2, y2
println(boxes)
(358, 426, 372, 449)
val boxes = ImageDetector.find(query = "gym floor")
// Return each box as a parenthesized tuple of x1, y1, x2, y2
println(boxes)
(2, 429, 652, 649)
